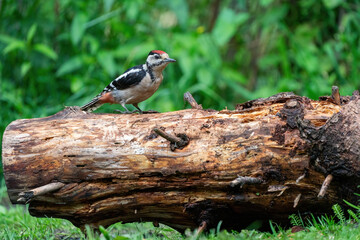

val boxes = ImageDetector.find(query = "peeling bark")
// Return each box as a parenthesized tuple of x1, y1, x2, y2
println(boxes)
(2, 92, 360, 232)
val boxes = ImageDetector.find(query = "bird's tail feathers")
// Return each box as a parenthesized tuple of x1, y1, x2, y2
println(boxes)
(80, 97, 104, 112)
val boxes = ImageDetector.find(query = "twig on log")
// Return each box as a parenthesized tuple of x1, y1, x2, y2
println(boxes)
(153, 128, 182, 143)
(296, 173, 306, 184)
(230, 176, 263, 188)
(317, 174, 333, 199)
(153, 128, 189, 151)
(353, 90, 360, 98)
(17, 182, 65, 203)
(293, 193, 302, 208)
(331, 86, 341, 105)
(196, 221, 207, 236)
(184, 91, 203, 110)
(277, 187, 289, 197)
(267, 185, 289, 196)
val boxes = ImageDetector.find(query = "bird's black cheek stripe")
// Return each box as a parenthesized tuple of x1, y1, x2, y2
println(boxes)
(149, 70, 155, 82)
(149, 61, 164, 68)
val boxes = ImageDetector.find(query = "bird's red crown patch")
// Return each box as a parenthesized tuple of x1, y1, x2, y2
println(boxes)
(151, 50, 166, 55)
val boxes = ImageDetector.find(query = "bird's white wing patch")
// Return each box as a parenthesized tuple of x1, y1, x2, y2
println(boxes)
(115, 68, 142, 81)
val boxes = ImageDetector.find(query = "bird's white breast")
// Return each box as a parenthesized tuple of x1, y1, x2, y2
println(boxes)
(113, 73, 163, 105)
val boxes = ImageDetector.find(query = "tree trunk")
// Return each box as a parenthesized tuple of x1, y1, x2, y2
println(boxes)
(2, 91, 360, 232)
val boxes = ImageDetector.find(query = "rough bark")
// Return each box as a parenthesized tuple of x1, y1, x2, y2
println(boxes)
(2, 92, 360, 232)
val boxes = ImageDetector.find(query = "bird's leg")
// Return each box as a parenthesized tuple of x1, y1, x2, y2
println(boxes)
(114, 103, 137, 114)
(132, 103, 143, 114)
(132, 103, 159, 114)
(133, 102, 160, 114)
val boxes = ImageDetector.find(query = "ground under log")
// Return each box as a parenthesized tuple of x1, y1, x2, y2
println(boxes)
(2, 91, 360, 232)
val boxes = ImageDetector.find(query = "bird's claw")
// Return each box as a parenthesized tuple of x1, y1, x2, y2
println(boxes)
(114, 109, 139, 114)
(142, 110, 159, 114)
(113, 109, 159, 114)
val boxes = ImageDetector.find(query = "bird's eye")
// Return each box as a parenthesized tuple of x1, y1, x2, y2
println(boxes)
(154, 55, 161, 59)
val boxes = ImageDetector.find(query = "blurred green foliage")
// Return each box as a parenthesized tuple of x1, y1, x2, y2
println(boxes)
(1, 0, 360, 177)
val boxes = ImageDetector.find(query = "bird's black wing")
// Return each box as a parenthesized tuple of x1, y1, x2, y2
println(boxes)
(102, 65, 146, 92)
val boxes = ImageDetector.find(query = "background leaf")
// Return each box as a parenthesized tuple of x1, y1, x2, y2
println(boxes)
(3, 41, 25, 55)
(56, 56, 83, 77)
(71, 13, 88, 46)
(212, 8, 249, 46)
(26, 24, 37, 43)
(20, 62, 31, 77)
(323, 0, 343, 9)
(34, 44, 58, 60)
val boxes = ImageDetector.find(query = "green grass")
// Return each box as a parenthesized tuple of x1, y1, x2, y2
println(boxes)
(1, 180, 360, 240)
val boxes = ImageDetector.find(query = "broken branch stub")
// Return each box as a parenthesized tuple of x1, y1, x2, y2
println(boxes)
(230, 176, 263, 188)
(183, 91, 203, 110)
(17, 182, 65, 204)
(331, 86, 341, 105)
(2, 90, 360, 232)
(153, 128, 189, 151)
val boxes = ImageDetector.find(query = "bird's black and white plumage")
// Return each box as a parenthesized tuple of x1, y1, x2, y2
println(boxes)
(80, 50, 176, 113)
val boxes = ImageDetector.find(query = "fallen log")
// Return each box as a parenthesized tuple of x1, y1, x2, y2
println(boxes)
(2, 90, 360, 232)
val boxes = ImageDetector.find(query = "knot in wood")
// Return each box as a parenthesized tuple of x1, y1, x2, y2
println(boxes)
(285, 99, 299, 108)
(279, 99, 305, 128)
(170, 133, 189, 151)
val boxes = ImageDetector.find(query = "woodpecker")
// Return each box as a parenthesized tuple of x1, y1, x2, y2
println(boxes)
(81, 50, 176, 113)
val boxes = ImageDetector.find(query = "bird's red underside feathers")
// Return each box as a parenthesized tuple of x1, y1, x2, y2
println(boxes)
(99, 92, 116, 104)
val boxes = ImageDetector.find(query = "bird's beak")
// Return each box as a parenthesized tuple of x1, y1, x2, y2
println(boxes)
(164, 58, 176, 62)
